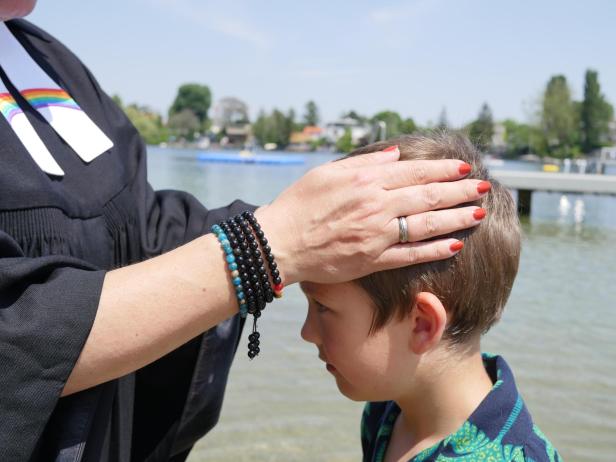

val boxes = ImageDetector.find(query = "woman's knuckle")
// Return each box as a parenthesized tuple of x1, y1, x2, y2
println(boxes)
(353, 170, 374, 188)
(422, 184, 441, 208)
(424, 212, 438, 235)
(356, 200, 379, 219)
(464, 182, 476, 202)
(407, 246, 421, 263)
(435, 245, 447, 260)
(361, 241, 374, 258)
(411, 164, 428, 184)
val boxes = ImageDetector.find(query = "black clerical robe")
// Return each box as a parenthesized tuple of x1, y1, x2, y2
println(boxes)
(0, 19, 252, 462)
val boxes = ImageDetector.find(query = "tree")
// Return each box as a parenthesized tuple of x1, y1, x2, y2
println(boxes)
(113, 96, 167, 145)
(503, 119, 536, 157)
(286, 108, 298, 135)
(252, 108, 294, 148)
(252, 110, 268, 145)
(372, 111, 403, 138)
(303, 100, 320, 126)
(111, 94, 124, 108)
(335, 128, 354, 153)
(169, 84, 212, 126)
(581, 69, 614, 152)
(167, 108, 201, 141)
(124, 104, 167, 145)
(541, 75, 580, 158)
(401, 118, 417, 134)
(436, 107, 448, 130)
(342, 110, 367, 124)
(468, 103, 494, 151)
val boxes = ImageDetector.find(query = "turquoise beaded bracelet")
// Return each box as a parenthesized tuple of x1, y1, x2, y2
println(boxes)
(211, 224, 248, 317)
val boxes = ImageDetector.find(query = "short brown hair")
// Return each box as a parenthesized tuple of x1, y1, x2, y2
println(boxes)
(348, 132, 521, 344)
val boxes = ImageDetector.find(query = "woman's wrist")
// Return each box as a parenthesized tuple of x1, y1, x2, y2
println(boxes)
(254, 205, 299, 286)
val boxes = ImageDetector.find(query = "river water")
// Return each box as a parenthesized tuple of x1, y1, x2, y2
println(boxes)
(147, 147, 616, 462)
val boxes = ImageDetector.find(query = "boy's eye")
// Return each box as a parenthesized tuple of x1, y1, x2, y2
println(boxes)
(313, 300, 329, 313)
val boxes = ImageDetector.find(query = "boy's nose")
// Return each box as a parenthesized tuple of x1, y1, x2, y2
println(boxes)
(301, 308, 319, 345)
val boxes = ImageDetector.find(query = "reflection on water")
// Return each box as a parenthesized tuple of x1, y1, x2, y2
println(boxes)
(147, 148, 615, 462)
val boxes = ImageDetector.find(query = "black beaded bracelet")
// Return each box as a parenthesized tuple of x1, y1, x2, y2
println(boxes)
(243, 211, 283, 293)
(214, 211, 284, 359)
(233, 217, 265, 313)
(220, 222, 254, 317)
(237, 215, 274, 305)
(233, 216, 269, 359)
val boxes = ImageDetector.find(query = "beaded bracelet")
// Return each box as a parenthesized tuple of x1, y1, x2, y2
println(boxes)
(212, 211, 284, 359)
(219, 223, 252, 318)
(235, 215, 272, 307)
(211, 224, 247, 315)
(243, 211, 283, 297)
(230, 219, 263, 315)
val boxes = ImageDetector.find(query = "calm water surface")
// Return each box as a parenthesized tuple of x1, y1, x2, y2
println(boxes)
(147, 147, 616, 462)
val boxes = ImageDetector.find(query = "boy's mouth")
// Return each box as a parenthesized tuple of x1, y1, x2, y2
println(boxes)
(319, 354, 337, 373)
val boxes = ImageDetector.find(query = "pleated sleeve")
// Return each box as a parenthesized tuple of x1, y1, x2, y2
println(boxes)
(0, 231, 105, 461)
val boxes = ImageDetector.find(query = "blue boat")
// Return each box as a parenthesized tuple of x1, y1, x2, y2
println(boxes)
(197, 151, 305, 165)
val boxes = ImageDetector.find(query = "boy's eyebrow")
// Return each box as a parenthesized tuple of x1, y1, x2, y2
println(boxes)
(299, 283, 336, 307)
(299, 282, 314, 296)
(299, 282, 328, 302)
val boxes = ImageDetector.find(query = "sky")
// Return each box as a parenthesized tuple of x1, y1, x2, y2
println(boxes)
(28, 0, 616, 127)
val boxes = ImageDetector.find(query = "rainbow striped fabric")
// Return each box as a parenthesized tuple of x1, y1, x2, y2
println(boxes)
(0, 21, 113, 172)
(0, 88, 79, 123)
(21, 88, 81, 113)
(0, 91, 21, 122)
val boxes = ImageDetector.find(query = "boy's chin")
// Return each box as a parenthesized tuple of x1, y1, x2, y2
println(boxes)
(335, 378, 376, 402)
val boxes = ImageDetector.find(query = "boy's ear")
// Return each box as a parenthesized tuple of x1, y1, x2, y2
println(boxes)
(408, 292, 447, 354)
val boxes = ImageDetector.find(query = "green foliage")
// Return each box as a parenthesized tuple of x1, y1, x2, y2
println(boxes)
(502, 119, 538, 157)
(111, 94, 123, 108)
(370, 111, 417, 138)
(167, 108, 201, 141)
(501, 69, 615, 158)
(335, 128, 354, 153)
(372, 111, 402, 138)
(287, 108, 301, 133)
(303, 100, 320, 126)
(541, 75, 580, 158)
(252, 108, 294, 148)
(342, 110, 368, 124)
(581, 69, 614, 152)
(114, 95, 167, 145)
(169, 83, 212, 127)
(401, 117, 417, 134)
(468, 103, 494, 151)
(437, 107, 448, 129)
(309, 137, 328, 151)
(124, 104, 168, 145)
(501, 119, 552, 158)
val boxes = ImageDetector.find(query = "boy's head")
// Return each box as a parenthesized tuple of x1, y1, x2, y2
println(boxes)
(300, 132, 521, 401)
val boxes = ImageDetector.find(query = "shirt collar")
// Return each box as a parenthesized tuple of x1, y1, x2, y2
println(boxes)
(379, 354, 535, 460)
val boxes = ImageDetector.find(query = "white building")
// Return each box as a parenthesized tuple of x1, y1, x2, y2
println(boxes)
(324, 117, 372, 144)
(491, 122, 506, 150)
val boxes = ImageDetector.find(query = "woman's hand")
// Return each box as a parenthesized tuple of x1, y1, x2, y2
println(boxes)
(255, 146, 489, 285)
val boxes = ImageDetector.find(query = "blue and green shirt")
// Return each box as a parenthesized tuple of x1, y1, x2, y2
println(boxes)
(360, 354, 562, 461)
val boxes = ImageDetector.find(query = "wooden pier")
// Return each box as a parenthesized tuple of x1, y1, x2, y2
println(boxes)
(490, 170, 616, 215)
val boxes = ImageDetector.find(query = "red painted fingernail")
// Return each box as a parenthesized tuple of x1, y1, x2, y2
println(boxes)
(477, 181, 492, 194)
(450, 241, 464, 252)
(473, 208, 486, 220)
(459, 162, 472, 175)
(383, 145, 398, 153)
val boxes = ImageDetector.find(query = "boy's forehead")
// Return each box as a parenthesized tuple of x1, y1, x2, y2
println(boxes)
(299, 281, 320, 295)
(299, 281, 352, 300)
(299, 281, 337, 298)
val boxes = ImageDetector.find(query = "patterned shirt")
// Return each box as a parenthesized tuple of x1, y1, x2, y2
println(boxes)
(361, 354, 562, 461)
